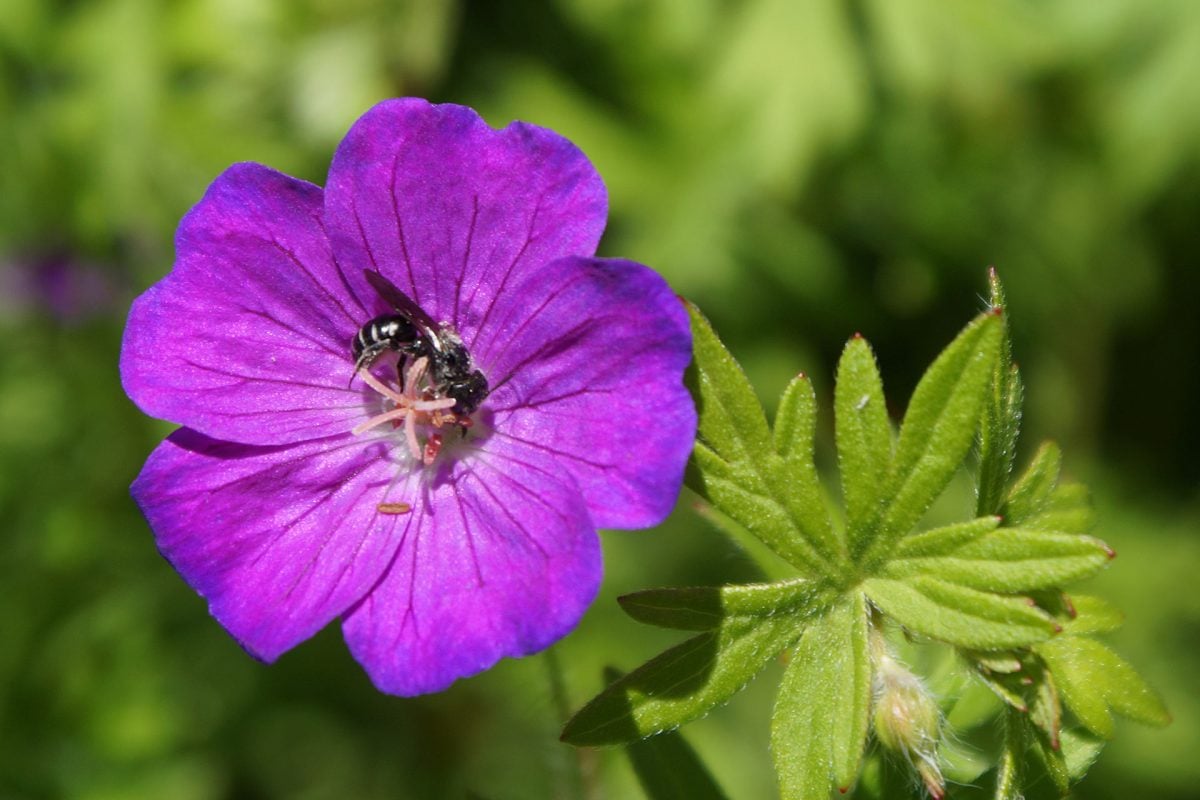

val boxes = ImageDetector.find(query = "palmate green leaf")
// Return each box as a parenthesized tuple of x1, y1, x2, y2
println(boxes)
(602, 668, 731, 800)
(886, 528, 1114, 592)
(1028, 661, 1062, 746)
(1035, 635, 1171, 738)
(771, 593, 871, 799)
(974, 653, 1064, 748)
(834, 335, 893, 554)
(561, 615, 801, 746)
(972, 658, 1030, 712)
(895, 516, 1003, 558)
(863, 576, 1057, 649)
(684, 303, 840, 575)
(1002, 712, 1107, 800)
(997, 715, 1105, 799)
(618, 579, 831, 631)
(994, 711, 1023, 800)
(1021, 714, 1071, 798)
(1061, 594, 1124, 635)
(773, 370, 817, 462)
(977, 269, 1024, 517)
(1059, 727, 1106, 781)
(1001, 445, 1096, 534)
(772, 373, 843, 566)
(1026, 481, 1095, 534)
(1002, 441, 1062, 525)
(863, 311, 1004, 565)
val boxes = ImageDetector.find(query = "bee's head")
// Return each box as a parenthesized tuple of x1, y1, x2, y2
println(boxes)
(446, 370, 489, 417)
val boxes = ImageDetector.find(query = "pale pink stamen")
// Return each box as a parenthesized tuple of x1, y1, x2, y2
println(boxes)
(403, 356, 427, 394)
(404, 405, 421, 461)
(356, 368, 405, 405)
(350, 355, 456, 461)
(351, 406, 410, 436)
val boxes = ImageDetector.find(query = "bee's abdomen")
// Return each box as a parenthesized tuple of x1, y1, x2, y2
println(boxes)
(352, 314, 420, 366)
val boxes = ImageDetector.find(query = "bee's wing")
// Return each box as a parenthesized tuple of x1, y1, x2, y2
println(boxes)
(363, 269, 439, 333)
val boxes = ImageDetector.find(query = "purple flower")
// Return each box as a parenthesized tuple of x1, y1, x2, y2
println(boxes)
(120, 99, 695, 696)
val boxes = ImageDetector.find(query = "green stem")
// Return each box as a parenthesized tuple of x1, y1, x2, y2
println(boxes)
(544, 646, 588, 800)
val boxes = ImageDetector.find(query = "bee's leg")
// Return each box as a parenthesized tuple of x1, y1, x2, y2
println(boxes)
(396, 353, 409, 392)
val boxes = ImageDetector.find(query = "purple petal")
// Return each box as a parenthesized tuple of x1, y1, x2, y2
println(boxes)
(323, 98, 607, 344)
(121, 163, 367, 446)
(481, 256, 696, 530)
(132, 429, 417, 662)
(341, 438, 602, 696)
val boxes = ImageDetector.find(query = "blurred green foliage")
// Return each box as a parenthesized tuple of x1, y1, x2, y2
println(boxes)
(1, 0, 1197, 798)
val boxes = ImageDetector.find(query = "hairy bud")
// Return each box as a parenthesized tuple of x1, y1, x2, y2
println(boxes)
(873, 649, 945, 799)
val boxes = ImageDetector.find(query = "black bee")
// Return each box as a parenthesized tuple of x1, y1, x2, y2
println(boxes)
(352, 270, 489, 417)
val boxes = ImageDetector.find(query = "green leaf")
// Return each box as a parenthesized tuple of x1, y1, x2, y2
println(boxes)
(623, 730, 731, 800)
(1026, 715, 1071, 795)
(830, 594, 872, 792)
(770, 373, 844, 567)
(834, 335, 893, 553)
(994, 713, 1022, 800)
(1001, 441, 1061, 525)
(977, 269, 1023, 517)
(865, 311, 1004, 564)
(1061, 595, 1124, 635)
(970, 650, 1024, 674)
(966, 651, 1051, 721)
(602, 669, 731, 800)
(895, 516, 1002, 558)
(975, 666, 1031, 712)
(684, 301, 773, 464)
(562, 616, 800, 746)
(618, 579, 831, 631)
(864, 576, 1057, 649)
(1027, 662, 1063, 747)
(993, 734, 1022, 800)
(774, 371, 818, 462)
(685, 303, 839, 574)
(1035, 636, 1171, 738)
(886, 528, 1114, 592)
(1059, 727, 1106, 781)
(771, 593, 872, 799)
(1026, 481, 1095, 534)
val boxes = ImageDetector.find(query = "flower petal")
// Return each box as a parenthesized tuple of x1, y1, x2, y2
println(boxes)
(132, 428, 417, 662)
(481, 256, 696, 529)
(323, 98, 607, 344)
(341, 439, 602, 696)
(121, 163, 367, 445)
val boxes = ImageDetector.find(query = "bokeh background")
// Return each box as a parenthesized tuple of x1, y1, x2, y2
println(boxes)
(2, 1, 1198, 798)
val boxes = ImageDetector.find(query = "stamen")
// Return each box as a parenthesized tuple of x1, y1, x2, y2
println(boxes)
(423, 433, 443, 465)
(356, 367, 405, 404)
(350, 354, 465, 463)
(403, 356, 428, 393)
(376, 502, 412, 515)
(352, 405, 411, 436)
(405, 405, 421, 461)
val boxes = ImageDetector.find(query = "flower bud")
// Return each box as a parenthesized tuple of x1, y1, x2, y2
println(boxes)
(873, 652, 945, 799)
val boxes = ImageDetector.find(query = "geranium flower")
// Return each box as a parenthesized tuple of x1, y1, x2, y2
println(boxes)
(120, 99, 695, 696)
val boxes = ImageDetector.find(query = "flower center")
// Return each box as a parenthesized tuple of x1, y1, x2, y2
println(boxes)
(351, 356, 466, 465)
